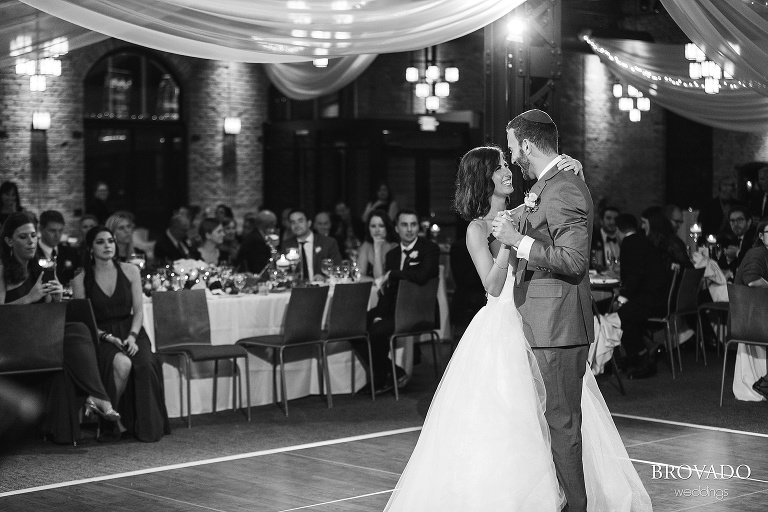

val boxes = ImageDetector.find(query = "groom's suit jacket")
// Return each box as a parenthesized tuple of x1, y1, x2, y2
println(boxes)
(513, 166, 595, 348)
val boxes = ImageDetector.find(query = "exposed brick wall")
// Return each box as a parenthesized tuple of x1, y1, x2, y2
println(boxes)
(0, 38, 268, 234)
(712, 131, 768, 193)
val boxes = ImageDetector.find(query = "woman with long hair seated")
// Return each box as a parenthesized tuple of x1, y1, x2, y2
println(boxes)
(197, 218, 230, 265)
(356, 209, 398, 279)
(0, 212, 119, 443)
(72, 226, 170, 442)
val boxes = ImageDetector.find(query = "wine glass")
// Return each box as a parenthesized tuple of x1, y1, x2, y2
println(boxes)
(233, 273, 247, 294)
(340, 259, 351, 279)
(321, 258, 334, 278)
(128, 252, 146, 270)
(332, 265, 344, 281)
(265, 228, 280, 249)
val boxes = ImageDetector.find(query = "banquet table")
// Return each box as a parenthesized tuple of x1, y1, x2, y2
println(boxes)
(142, 274, 451, 418)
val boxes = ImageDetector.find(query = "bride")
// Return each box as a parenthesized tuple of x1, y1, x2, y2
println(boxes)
(383, 147, 652, 511)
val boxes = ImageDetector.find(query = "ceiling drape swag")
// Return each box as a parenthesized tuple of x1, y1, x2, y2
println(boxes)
(660, 0, 768, 90)
(589, 37, 768, 133)
(14, 0, 522, 99)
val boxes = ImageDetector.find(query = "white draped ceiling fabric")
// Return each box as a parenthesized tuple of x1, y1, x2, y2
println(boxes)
(587, 37, 768, 133)
(660, 0, 768, 91)
(16, 0, 523, 99)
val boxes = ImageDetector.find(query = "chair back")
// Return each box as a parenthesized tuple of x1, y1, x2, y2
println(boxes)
(673, 267, 705, 314)
(394, 278, 439, 334)
(282, 285, 329, 345)
(152, 289, 211, 349)
(0, 303, 66, 375)
(727, 284, 768, 342)
(325, 281, 373, 339)
(66, 299, 99, 349)
(661, 266, 680, 318)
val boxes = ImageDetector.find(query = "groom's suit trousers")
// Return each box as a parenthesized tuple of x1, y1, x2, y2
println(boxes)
(532, 345, 589, 512)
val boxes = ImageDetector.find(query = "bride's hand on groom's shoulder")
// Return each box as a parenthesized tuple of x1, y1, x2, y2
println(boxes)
(558, 154, 584, 181)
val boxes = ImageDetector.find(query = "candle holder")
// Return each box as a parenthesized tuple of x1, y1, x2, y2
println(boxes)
(689, 223, 702, 246)
(285, 247, 301, 284)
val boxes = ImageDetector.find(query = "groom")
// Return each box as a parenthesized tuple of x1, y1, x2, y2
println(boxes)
(492, 109, 594, 512)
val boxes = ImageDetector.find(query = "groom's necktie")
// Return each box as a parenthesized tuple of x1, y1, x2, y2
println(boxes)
(401, 247, 413, 270)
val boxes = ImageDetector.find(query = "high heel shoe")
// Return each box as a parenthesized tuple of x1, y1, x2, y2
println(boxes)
(84, 397, 121, 422)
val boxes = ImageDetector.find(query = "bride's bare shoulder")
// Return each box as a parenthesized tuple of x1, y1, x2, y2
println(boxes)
(466, 219, 489, 240)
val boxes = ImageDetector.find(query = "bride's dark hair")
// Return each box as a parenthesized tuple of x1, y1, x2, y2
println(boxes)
(454, 146, 505, 221)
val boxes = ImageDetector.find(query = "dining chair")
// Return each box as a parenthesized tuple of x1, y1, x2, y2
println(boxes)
(389, 277, 441, 401)
(647, 267, 705, 378)
(590, 298, 625, 395)
(236, 285, 329, 416)
(0, 303, 73, 445)
(697, 301, 729, 360)
(321, 281, 375, 407)
(720, 284, 768, 406)
(152, 289, 251, 428)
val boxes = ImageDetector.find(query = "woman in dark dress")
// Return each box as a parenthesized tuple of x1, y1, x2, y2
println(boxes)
(1, 212, 119, 443)
(73, 226, 170, 442)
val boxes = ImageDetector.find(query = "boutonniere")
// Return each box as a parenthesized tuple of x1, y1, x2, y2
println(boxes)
(64, 260, 73, 269)
(314, 246, 321, 254)
(523, 192, 539, 213)
(409, 250, 419, 259)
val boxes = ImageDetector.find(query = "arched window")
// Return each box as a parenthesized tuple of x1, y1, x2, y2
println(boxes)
(83, 50, 186, 237)
(84, 51, 181, 121)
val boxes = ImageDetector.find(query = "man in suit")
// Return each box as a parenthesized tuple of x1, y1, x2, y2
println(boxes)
(699, 176, 738, 239)
(492, 109, 593, 512)
(614, 213, 667, 379)
(282, 208, 341, 281)
(37, 210, 80, 286)
(235, 210, 277, 274)
(717, 205, 757, 277)
(748, 166, 768, 222)
(153, 214, 199, 265)
(360, 209, 440, 394)
(590, 206, 621, 269)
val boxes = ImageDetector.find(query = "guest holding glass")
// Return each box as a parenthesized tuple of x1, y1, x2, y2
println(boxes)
(0, 181, 24, 226)
(1, 212, 119, 442)
(198, 218, 230, 265)
(356, 209, 398, 279)
(105, 211, 145, 263)
(361, 181, 399, 224)
(72, 226, 170, 442)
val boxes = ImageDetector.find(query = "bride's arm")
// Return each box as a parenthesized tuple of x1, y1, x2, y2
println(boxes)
(466, 221, 512, 297)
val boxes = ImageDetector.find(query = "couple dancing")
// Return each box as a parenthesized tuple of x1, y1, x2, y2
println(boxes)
(384, 110, 652, 511)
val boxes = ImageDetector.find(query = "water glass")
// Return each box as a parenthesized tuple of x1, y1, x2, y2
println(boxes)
(233, 273, 247, 294)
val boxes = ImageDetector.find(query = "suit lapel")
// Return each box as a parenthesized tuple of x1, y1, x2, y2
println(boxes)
(515, 169, 556, 285)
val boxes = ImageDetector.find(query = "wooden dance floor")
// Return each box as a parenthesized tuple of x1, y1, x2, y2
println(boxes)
(2, 416, 767, 511)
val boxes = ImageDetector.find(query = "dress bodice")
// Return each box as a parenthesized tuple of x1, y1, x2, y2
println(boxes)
(86, 263, 133, 327)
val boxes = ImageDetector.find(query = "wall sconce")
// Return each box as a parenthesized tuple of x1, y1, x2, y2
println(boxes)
(312, 58, 329, 68)
(507, 17, 526, 43)
(223, 117, 241, 135)
(32, 111, 51, 130)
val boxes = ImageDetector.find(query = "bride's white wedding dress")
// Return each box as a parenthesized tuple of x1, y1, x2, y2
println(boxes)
(384, 267, 652, 511)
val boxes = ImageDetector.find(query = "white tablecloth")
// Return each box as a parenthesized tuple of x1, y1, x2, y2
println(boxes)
(142, 279, 437, 417)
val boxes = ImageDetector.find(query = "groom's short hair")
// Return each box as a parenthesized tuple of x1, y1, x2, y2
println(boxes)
(506, 114, 558, 155)
(616, 213, 638, 233)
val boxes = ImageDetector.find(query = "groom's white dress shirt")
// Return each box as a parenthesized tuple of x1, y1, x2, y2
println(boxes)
(516, 155, 562, 260)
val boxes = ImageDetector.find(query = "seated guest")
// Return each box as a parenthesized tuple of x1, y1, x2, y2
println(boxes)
(334, 200, 365, 243)
(153, 213, 200, 265)
(358, 209, 440, 394)
(235, 210, 276, 274)
(78, 215, 98, 246)
(615, 213, 668, 379)
(105, 211, 145, 263)
(664, 204, 686, 241)
(87, 181, 115, 225)
(283, 209, 342, 281)
(356, 209, 398, 279)
(241, 212, 258, 239)
(591, 206, 621, 269)
(0, 212, 119, 442)
(361, 181, 399, 224)
(36, 210, 80, 286)
(313, 211, 333, 237)
(735, 220, 768, 288)
(214, 203, 234, 224)
(748, 166, 768, 222)
(0, 180, 24, 226)
(197, 218, 229, 265)
(73, 226, 170, 442)
(220, 217, 240, 258)
(717, 205, 757, 278)
(700, 176, 738, 238)
(641, 206, 691, 274)
(734, 220, 768, 399)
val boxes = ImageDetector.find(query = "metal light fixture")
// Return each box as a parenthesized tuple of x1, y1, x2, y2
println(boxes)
(10, 17, 68, 92)
(405, 45, 458, 113)
(223, 117, 241, 135)
(636, 97, 651, 112)
(684, 43, 723, 94)
(507, 17, 526, 43)
(618, 97, 633, 111)
(629, 109, 641, 122)
(612, 83, 623, 98)
(32, 111, 50, 130)
(312, 58, 329, 68)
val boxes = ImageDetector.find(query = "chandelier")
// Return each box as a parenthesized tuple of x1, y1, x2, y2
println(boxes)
(613, 83, 650, 122)
(10, 32, 68, 92)
(684, 43, 730, 94)
(405, 46, 458, 112)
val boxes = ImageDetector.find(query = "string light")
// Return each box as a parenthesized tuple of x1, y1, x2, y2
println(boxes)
(583, 35, 766, 95)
